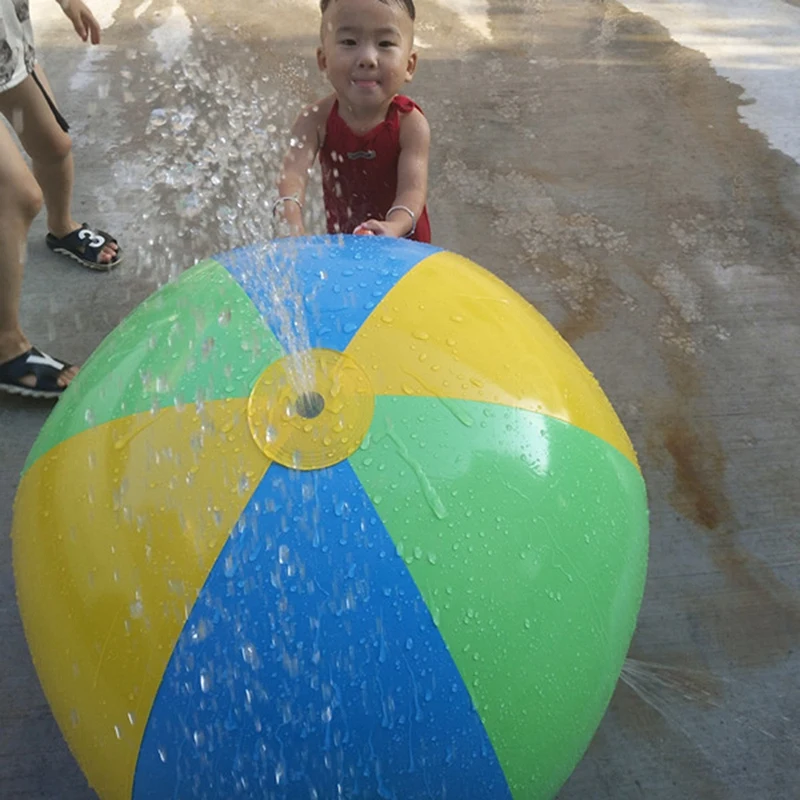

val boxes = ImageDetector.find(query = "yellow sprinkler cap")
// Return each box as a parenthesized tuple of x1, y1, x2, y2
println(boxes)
(247, 348, 374, 470)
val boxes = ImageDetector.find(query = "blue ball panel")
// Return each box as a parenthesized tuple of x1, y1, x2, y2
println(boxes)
(215, 237, 441, 353)
(132, 460, 512, 799)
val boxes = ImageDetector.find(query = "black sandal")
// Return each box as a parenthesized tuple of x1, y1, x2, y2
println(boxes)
(0, 347, 74, 399)
(46, 223, 122, 271)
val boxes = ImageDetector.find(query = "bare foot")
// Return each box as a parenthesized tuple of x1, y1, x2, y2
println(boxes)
(54, 361, 79, 388)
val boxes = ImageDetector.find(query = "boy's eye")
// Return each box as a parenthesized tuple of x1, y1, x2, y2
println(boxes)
(379, 40, 397, 48)
(339, 38, 357, 46)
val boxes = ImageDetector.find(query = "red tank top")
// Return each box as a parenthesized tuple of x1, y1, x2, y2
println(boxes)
(319, 95, 431, 243)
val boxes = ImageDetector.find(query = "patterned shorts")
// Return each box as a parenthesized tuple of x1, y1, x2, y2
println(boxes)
(0, 0, 35, 93)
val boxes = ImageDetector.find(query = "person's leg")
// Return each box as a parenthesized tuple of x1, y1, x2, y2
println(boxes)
(0, 118, 77, 388)
(0, 67, 117, 263)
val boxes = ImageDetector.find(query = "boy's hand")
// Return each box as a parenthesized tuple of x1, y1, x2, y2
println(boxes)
(354, 219, 407, 238)
(59, 0, 102, 45)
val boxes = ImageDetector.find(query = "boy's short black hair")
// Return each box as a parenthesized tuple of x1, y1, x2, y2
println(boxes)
(319, 0, 416, 21)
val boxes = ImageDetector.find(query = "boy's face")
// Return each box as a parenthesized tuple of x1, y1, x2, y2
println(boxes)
(318, 0, 417, 113)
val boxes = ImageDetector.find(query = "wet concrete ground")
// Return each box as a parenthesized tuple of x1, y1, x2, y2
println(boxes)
(1, 0, 799, 797)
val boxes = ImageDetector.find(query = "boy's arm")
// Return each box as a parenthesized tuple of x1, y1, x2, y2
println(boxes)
(356, 109, 431, 238)
(275, 103, 327, 236)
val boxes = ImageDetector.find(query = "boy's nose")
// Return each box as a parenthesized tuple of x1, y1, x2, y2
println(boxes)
(357, 45, 379, 67)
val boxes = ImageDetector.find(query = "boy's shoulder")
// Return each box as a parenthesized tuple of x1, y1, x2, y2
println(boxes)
(290, 94, 336, 147)
(305, 94, 337, 122)
(397, 98, 429, 138)
(394, 96, 428, 131)
(394, 94, 423, 114)
(292, 94, 336, 130)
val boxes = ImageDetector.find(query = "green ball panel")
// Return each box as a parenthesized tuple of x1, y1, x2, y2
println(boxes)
(349, 396, 649, 798)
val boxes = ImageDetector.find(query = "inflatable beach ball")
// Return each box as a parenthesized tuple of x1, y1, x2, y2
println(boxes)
(13, 236, 648, 800)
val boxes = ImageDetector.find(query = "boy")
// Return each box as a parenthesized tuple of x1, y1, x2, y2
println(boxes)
(275, 0, 431, 242)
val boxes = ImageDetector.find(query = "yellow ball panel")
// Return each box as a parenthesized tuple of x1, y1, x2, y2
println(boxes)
(12, 399, 270, 800)
(347, 251, 638, 468)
